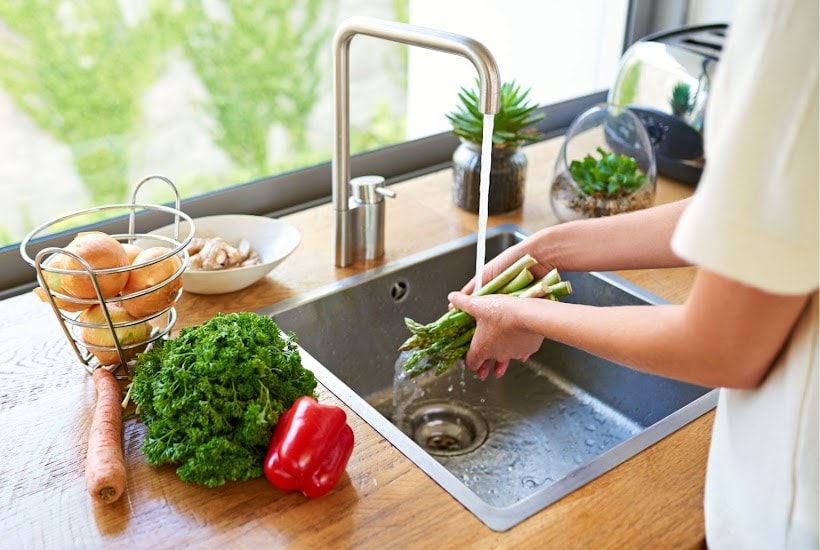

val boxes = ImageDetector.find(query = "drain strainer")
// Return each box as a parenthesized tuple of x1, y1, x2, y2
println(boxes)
(408, 400, 488, 457)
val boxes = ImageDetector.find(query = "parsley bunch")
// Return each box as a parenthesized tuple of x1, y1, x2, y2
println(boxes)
(569, 147, 646, 198)
(131, 312, 317, 487)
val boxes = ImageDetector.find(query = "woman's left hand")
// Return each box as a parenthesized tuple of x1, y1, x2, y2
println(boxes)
(447, 291, 545, 380)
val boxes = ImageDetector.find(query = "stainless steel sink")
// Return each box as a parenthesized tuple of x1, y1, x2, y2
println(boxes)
(260, 224, 717, 531)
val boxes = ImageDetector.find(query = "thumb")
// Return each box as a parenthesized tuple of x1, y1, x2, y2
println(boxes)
(447, 291, 473, 313)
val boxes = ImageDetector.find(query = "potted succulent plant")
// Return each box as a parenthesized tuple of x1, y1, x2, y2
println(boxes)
(549, 103, 657, 222)
(446, 80, 545, 214)
(670, 81, 695, 117)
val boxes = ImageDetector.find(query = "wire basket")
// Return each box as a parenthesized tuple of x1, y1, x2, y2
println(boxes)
(19, 175, 195, 378)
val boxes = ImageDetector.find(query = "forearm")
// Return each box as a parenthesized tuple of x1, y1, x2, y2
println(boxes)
(464, 199, 694, 292)
(516, 300, 719, 387)
(512, 268, 810, 388)
(525, 199, 693, 272)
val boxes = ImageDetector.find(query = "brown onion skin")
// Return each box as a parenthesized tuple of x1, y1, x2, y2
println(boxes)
(78, 304, 150, 365)
(61, 232, 130, 299)
(34, 254, 91, 312)
(122, 243, 143, 265)
(121, 247, 182, 318)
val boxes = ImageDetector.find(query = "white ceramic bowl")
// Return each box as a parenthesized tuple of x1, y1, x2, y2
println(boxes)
(148, 214, 300, 295)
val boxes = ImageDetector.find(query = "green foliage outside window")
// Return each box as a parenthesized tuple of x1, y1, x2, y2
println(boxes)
(0, 0, 408, 246)
(163, 0, 332, 174)
(0, 1, 165, 206)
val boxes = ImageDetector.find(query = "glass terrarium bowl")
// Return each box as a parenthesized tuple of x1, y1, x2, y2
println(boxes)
(550, 103, 657, 222)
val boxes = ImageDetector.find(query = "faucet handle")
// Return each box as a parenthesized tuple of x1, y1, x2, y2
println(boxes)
(350, 175, 396, 203)
(376, 186, 396, 199)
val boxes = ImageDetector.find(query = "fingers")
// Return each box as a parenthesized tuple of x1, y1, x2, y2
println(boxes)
(463, 342, 486, 378)
(461, 266, 496, 294)
(448, 291, 514, 381)
(463, 342, 481, 373)
(476, 361, 491, 381)
(447, 291, 470, 312)
(465, 351, 509, 381)
(459, 254, 511, 294)
(460, 275, 478, 295)
(493, 360, 510, 378)
(473, 359, 509, 381)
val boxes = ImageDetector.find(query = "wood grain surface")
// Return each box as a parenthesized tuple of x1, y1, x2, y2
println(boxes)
(0, 138, 711, 548)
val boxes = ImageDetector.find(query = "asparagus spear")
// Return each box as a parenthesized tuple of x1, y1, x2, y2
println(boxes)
(399, 256, 573, 378)
(474, 254, 538, 296)
(399, 255, 537, 352)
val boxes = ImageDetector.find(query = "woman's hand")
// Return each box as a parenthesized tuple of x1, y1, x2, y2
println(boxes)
(460, 242, 553, 295)
(447, 291, 546, 380)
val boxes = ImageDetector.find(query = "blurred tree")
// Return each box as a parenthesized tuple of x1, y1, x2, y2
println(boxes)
(163, 0, 334, 174)
(0, 0, 408, 246)
(0, 0, 165, 205)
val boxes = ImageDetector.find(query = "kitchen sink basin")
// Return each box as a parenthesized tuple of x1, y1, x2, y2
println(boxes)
(260, 224, 717, 531)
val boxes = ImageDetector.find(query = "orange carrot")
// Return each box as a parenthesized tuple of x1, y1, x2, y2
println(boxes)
(85, 367, 127, 504)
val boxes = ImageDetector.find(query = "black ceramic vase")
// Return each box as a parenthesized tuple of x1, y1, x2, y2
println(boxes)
(451, 141, 527, 215)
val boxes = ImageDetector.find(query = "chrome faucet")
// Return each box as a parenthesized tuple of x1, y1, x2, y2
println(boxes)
(332, 16, 501, 267)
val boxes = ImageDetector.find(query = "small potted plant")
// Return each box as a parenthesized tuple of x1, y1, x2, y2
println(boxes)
(550, 103, 656, 222)
(446, 80, 545, 214)
(669, 81, 695, 117)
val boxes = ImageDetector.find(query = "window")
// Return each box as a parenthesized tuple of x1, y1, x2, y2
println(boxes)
(1, 0, 726, 297)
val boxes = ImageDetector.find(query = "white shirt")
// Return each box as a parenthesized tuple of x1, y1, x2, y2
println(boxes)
(670, 0, 819, 548)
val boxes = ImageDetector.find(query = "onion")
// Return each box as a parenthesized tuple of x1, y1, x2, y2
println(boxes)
(33, 254, 91, 312)
(121, 247, 183, 318)
(77, 303, 151, 365)
(61, 232, 130, 299)
(122, 243, 143, 264)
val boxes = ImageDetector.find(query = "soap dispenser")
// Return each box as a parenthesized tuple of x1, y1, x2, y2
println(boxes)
(349, 175, 396, 261)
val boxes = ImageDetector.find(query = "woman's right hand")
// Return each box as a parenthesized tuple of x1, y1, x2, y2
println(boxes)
(461, 238, 554, 295)
(447, 291, 547, 380)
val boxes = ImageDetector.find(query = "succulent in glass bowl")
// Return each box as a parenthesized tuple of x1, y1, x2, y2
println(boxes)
(550, 103, 656, 222)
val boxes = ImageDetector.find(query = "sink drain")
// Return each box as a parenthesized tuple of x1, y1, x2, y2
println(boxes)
(408, 401, 488, 457)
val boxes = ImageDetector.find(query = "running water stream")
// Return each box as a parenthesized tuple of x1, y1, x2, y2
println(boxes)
(472, 113, 495, 292)
(393, 113, 494, 404)
(392, 112, 494, 434)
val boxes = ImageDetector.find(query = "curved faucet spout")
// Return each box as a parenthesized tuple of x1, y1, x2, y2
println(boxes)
(332, 16, 502, 267)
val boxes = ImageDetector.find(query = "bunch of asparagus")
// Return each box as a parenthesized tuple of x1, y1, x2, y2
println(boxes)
(399, 254, 572, 378)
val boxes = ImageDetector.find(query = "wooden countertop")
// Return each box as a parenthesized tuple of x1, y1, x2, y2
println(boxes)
(0, 138, 712, 548)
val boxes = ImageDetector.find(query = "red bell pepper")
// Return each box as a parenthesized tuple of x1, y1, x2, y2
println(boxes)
(264, 396, 354, 498)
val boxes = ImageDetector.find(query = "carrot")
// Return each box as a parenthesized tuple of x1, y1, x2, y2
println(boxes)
(85, 367, 127, 504)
